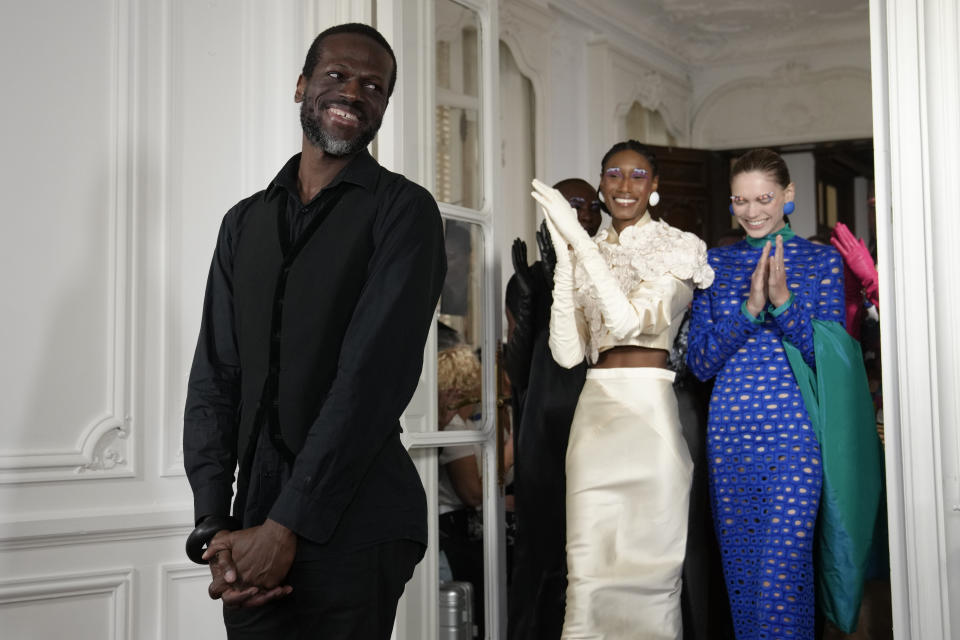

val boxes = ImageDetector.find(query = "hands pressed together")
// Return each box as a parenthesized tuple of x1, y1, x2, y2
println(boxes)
(202, 519, 297, 608)
(746, 235, 791, 318)
(531, 179, 591, 256)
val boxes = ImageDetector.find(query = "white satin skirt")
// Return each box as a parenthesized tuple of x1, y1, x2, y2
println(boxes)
(562, 367, 693, 640)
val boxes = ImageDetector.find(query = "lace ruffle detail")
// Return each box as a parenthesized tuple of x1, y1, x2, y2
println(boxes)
(573, 219, 714, 363)
(592, 221, 714, 289)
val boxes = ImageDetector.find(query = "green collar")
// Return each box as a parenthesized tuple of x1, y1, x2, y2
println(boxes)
(745, 222, 795, 247)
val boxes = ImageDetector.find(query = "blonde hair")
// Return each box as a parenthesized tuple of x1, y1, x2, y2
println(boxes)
(437, 345, 481, 399)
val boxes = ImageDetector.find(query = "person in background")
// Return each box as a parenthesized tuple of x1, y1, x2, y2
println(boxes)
(687, 148, 845, 640)
(830, 221, 880, 340)
(505, 178, 601, 639)
(505, 178, 602, 424)
(437, 344, 514, 638)
(535, 140, 713, 638)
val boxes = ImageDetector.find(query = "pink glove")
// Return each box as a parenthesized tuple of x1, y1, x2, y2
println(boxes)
(842, 262, 864, 340)
(831, 222, 879, 306)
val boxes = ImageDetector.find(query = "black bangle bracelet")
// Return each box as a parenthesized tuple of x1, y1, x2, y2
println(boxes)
(185, 515, 242, 564)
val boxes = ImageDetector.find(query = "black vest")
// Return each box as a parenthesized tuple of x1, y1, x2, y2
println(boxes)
(232, 178, 391, 472)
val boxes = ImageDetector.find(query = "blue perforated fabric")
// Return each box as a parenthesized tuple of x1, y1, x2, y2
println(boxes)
(686, 235, 845, 640)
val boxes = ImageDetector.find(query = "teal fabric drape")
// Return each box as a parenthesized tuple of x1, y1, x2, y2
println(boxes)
(783, 319, 883, 633)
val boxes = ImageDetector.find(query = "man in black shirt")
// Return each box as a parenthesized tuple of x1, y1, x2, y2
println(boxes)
(183, 23, 446, 638)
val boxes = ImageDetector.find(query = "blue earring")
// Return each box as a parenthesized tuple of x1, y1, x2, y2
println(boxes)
(729, 204, 734, 215)
(783, 201, 795, 215)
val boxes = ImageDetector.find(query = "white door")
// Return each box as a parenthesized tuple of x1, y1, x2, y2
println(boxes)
(380, 0, 507, 638)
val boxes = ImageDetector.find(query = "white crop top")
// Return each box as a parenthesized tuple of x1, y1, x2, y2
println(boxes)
(568, 213, 714, 364)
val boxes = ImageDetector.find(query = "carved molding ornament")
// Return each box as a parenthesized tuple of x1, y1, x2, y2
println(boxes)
(565, 0, 868, 65)
(693, 64, 872, 147)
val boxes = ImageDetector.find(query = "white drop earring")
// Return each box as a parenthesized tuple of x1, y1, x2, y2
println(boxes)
(648, 191, 660, 207)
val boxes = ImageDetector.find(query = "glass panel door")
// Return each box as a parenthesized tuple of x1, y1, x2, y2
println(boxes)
(387, 0, 503, 636)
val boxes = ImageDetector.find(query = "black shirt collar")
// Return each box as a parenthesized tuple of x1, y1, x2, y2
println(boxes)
(267, 148, 381, 204)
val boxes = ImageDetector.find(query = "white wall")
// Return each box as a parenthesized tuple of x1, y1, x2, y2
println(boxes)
(498, 41, 537, 308)
(782, 152, 817, 240)
(0, 0, 308, 636)
(691, 36, 873, 149)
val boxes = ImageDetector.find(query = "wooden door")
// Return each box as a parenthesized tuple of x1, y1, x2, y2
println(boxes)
(645, 144, 731, 247)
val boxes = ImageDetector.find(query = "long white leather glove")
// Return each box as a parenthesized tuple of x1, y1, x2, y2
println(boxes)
(541, 214, 586, 368)
(532, 179, 639, 340)
(532, 179, 593, 252)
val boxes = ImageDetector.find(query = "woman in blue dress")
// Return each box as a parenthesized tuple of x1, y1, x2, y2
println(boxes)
(686, 148, 845, 639)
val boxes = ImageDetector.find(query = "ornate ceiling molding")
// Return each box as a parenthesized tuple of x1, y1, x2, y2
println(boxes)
(692, 64, 872, 148)
(559, 0, 868, 66)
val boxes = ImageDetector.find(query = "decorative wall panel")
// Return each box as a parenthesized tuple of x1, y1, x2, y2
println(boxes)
(160, 0, 305, 475)
(0, 570, 132, 639)
(162, 564, 226, 640)
(0, 0, 133, 483)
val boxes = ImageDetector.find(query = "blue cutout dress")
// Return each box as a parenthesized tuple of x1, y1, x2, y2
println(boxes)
(686, 227, 845, 640)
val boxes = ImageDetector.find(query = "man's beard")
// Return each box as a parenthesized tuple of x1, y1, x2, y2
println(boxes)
(300, 101, 379, 156)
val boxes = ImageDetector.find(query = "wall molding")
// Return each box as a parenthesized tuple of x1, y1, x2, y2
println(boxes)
(160, 563, 216, 640)
(499, 0, 551, 181)
(0, 0, 135, 485)
(0, 507, 192, 552)
(586, 36, 692, 161)
(692, 64, 872, 148)
(0, 569, 133, 639)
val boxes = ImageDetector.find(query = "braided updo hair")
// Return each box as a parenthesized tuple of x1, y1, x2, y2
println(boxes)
(597, 140, 659, 214)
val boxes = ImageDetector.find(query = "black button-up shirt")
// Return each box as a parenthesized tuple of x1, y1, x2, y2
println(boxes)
(183, 150, 446, 549)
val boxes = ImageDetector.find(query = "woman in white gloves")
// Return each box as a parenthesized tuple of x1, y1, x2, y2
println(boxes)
(532, 140, 713, 639)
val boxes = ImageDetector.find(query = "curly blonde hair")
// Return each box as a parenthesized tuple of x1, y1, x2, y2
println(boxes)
(437, 345, 481, 399)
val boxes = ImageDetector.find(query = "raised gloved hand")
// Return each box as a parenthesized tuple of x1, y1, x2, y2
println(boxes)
(505, 238, 538, 388)
(540, 214, 585, 367)
(533, 178, 637, 339)
(531, 179, 593, 252)
(536, 219, 557, 281)
(830, 222, 878, 305)
(538, 209, 572, 270)
(511, 239, 535, 298)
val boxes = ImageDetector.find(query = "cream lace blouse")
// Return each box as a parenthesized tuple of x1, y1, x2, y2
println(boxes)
(571, 213, 714, 364)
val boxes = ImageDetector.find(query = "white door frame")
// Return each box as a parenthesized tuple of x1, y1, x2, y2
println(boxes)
(379, 0, 506, 637)
(870, 0, 959, 637)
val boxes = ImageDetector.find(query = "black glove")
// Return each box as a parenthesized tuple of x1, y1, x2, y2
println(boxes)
(512, 239, 535, 297)
(505, 239, 538, 394)
(536, 219, 557, 283)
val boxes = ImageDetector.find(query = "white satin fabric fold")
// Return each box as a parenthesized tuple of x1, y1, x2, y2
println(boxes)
(563, 367, 692, 640)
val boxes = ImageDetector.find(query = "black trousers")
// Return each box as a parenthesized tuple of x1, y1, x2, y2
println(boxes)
(223, 538, 424, 640)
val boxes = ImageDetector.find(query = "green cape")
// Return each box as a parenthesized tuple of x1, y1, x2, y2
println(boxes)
(783, 319, 883, 633)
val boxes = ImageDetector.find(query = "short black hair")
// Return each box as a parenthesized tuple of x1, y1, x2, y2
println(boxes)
(553, 177, 595, 193)
(303, 23, 397, 97)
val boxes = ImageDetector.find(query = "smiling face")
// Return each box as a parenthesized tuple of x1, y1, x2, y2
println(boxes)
(295, 32, 393, 156)
(598, 150, 659, 232)
(729, 170, 795, 239)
